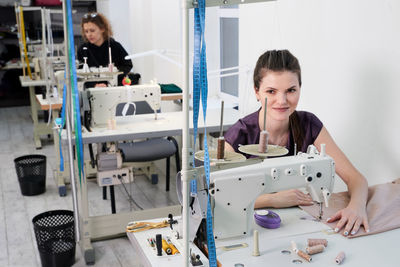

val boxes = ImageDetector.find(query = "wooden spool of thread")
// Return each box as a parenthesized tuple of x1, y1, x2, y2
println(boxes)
(306, 244, 325, 255)
(307, 238, 328, 247)
(217, 136, 225, 159)
(258, 130, 269, 153)
(297, 250, 312, 262)
(335, 251, 345, 264)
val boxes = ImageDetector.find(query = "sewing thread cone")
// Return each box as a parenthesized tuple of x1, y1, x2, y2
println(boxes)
(252, 230, 260, 256)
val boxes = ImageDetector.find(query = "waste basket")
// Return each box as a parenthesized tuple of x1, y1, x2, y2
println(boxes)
(32, 210, 75, 267)
(14, 154, 46, 196)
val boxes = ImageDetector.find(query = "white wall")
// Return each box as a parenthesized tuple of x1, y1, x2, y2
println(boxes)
(239, 0, 400, 188)
(100, 0, 400, 188)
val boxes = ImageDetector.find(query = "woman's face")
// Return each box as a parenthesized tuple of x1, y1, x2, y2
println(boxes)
(83, 22, 104, 46)
(255, 70, 301, 122)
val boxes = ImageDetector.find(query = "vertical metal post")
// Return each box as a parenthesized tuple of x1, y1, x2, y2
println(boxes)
(181, 0, 190, 266)
(61, 0, 80, 242)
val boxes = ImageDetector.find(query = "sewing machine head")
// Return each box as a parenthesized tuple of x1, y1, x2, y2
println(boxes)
(210, 145, 335, 239)
(84, 83, 162, 128)
(76, 67, 120, 90)
(178, 144, 335, 241)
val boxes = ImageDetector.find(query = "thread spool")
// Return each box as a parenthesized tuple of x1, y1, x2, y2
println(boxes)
(155, 234, 162, 256)
(290, 240, 298, 253)
(306, 244, 325, 255)
(217, 137, 225, 159)
(258, 130, 269, 153)
(162, 239, 172, 255)
(335, 251, 345, 264)
(307, 238, 328, 247)
(252, 230, 260, 256)
(297, 250, 312, 262)
(107, 119, 116, 130)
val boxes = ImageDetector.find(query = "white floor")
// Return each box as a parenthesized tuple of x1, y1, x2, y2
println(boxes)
(0, 106, 181, 267)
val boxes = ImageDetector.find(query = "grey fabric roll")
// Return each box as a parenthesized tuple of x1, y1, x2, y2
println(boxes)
(118, 138, 177, 162)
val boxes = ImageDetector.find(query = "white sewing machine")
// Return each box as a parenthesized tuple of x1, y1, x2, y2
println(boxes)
(177, 144, 335, 241)
(84, 82, 162, 128)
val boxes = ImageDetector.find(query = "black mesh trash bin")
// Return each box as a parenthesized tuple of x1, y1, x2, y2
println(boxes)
(14, 154, 46, 196)
(32, 210, 76, 267)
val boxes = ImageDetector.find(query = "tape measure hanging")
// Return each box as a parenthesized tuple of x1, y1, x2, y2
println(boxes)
(192, 1, 217, 266)
(66, 0, 85, 184)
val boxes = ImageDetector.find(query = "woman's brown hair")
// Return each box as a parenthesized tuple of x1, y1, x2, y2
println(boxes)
(81, 12, 113, 42)
(253, 50, 305, 152)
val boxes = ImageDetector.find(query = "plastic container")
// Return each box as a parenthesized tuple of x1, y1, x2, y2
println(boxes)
(32, 210, 75, 267)
(14, 155, 46, 196)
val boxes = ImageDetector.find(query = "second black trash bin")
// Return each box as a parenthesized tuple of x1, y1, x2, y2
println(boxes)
(14, 154, 46, 196)
(32, 210, 76, 267)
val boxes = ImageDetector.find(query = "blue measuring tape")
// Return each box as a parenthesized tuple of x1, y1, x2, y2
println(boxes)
(192, 1, 217, 266)
(58, 77, 67, 172)
(66, 0, 85, 182)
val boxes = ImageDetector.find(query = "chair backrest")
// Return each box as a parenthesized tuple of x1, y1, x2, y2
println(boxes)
(115, 101, 160, 116)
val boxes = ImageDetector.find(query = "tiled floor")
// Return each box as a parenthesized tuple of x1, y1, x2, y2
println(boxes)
(0, 106, 180, 267)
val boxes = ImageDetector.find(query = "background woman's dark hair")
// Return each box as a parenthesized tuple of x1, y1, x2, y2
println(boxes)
(81, 12, 113, 42)
(253, 49, 305, 152)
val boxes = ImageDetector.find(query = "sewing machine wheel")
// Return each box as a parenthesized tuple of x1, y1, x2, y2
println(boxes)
(238, 144, 288, 158)
(194, 150, 246, 164)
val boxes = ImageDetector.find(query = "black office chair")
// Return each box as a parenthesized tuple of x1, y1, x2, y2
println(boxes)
(102, 101, 180, 213)
(115, 101, 180, 192)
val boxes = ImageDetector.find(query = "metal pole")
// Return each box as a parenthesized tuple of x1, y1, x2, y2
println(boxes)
(219, 100, 224, 137)
(61, 0, 80, 242)
(181, 0, 190, 266)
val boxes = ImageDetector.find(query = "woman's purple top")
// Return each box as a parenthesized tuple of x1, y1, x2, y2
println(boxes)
(224, 110, 323, 157)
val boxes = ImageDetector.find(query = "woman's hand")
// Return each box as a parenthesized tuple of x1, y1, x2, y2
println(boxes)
(326, 204, 370, 236)
(269, 189, 314, 208)
(95, 83, 107, 87)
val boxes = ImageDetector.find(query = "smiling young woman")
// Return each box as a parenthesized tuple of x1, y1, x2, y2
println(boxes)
(224, 49, 370, 238)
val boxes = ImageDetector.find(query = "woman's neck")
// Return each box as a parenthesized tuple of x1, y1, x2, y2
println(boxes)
(92, 37, 105, 47)
(258, 112, 290, 146)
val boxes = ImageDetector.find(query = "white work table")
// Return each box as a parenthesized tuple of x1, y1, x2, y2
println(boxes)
(63, 108, 240, 144)
(128, 207, 400, 266)
(19, 75, 59, 148)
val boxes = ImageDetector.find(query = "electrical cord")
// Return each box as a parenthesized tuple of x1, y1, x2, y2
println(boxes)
(118, 174, 143, 210)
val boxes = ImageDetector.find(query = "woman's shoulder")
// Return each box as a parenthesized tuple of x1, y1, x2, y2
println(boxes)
(239, 110, 259, 125)
(296, 110, 321, 121)
(226, 110, 258, 135)
(78, 42, 90, 50)
(296, 110, 323, 130)
(109, 38, 123, 47)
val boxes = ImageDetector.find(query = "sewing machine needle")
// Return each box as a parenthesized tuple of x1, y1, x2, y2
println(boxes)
(318, 202, 323, 220)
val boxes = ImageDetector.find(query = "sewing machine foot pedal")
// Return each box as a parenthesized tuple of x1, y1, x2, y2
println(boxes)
(151, 174, 158, 184)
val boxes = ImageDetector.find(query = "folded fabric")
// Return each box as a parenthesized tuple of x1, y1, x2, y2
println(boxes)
(300, 178, 400, 238)
(159, 83, 182, 94)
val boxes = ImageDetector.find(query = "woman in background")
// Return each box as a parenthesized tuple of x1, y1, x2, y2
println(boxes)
(77, 12, 133, 85)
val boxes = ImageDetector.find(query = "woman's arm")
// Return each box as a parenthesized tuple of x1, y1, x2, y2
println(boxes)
(227, 141, 314, 209)
(225, 142, 235, 152)
(314, 126, 370, 235)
